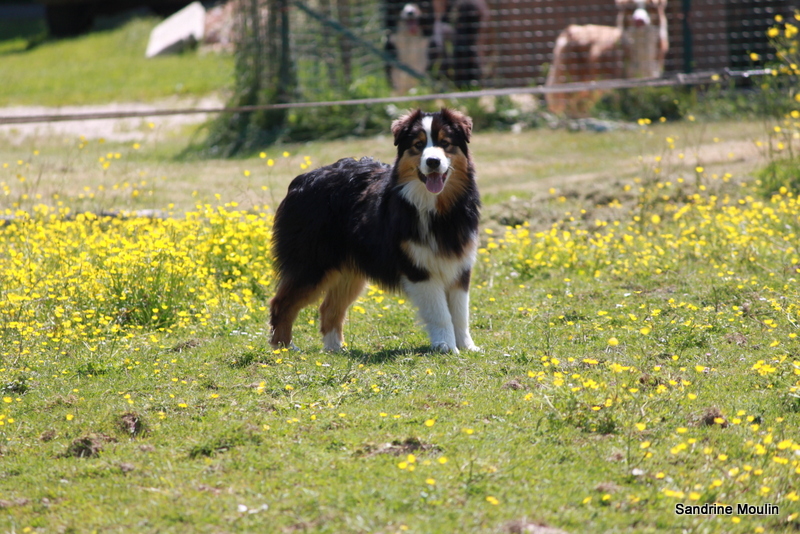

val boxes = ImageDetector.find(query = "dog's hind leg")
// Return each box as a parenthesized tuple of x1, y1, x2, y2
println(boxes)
(319, 270, 367, 351)
(270, 275, 330, 349)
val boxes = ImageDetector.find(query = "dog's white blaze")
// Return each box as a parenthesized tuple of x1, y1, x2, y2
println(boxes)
(420, 116, 450, 175)
(421, 115, 434, 145)
(402, 277, 457, 352)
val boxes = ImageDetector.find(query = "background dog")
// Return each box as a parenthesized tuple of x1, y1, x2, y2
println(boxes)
(387, 3, 432, 94)
(384, 0, 488, 92)
(545, 0, 669, 117)
(269, 108, 480, 353)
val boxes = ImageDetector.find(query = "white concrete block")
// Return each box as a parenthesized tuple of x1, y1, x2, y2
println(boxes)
(146, 1, 206, 58)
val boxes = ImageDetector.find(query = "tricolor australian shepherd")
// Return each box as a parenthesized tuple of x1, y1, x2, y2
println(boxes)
(269, 108, 480, 353)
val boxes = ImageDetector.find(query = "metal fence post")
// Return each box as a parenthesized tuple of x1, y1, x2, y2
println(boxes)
(682, 0, 694, 73)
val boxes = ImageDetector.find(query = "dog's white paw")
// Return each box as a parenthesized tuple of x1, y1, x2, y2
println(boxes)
(322, 331, 343, 352)
(456, 332, 480, 352)
(431, 341, 459, 354)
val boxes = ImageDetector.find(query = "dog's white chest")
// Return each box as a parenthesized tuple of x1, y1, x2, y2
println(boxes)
(402, 233, 477, 285)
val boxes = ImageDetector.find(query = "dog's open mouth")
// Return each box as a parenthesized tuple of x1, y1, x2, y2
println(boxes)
(420, 171, 446, 194)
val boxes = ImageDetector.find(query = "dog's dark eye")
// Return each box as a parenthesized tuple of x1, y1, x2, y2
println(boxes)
(439, 140, 450, 149)
(414, 140, 426, 150)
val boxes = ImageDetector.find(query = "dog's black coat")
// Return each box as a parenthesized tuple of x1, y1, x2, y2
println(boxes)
(272, 153, 479, 290)
(269, 108, 479, 350)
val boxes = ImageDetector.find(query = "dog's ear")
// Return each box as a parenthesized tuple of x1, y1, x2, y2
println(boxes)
(441, 108, 473, 143)
(391, 109, 423, 146)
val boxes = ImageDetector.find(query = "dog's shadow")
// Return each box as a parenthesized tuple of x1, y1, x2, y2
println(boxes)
(343, 345, 436, 364)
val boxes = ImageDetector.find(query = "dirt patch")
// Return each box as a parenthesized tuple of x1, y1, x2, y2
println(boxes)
(725, 332, 748, 346)
(170, 338, 204, 353)
(698, 407, 729, 428)
(504, 519, 571, 534)
(118, 462, 136, 473)
(481, 175, 639, 233)
(0, 96, 222, 143)
(502, 379, 528, 391)
(360, 437, 440, 457)
(61, 433, 116, 458)
(45, 394, 78, 409)
(197, 484, 223, 495)
(39, 429, 58, 442)
(0, 498, 30, 510)
(481, 157, 757, 235)
(118, 412, 147, 437)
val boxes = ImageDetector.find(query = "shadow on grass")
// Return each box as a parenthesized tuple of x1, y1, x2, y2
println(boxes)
(0, 18, 47, 55)
(345, 345, 434, 364)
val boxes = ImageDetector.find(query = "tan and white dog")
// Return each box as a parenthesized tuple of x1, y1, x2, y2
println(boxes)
(389, 3, 431, 94)
(545, 0, 669, 117)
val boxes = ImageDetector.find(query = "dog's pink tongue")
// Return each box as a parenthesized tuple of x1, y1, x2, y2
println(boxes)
(426, 173, 445, 194)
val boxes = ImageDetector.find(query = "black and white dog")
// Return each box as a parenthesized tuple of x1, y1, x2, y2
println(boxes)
(385, 0, 487, 91)
(387, 3, 433, 94)
(269, 109, 480, 353)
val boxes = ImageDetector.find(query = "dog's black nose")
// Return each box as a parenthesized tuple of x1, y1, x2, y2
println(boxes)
(426, 157, 440, 169)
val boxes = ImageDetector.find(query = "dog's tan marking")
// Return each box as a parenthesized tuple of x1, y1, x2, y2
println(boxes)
(270, 272, 338, 348)
(319, 269, 367, 351)
(435, 149, 471, 213)
(396, 151, 421, 185)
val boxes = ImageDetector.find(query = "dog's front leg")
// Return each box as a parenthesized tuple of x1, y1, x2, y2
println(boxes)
(402, 278, 457, 353)
(447, 284, 480, 352)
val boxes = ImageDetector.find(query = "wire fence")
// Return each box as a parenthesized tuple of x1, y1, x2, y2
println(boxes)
(0, 68, 771, 125)
(284, 0, 791, 94)
(479, 0, 789, 87)
(0, 0, 795, 127)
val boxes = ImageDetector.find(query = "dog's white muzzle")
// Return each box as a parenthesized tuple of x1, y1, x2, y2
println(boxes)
(420, 146, 450, 194)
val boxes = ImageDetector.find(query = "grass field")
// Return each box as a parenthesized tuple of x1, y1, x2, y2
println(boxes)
(1, 111, 799, 533)
(0, 15, 233, 106)
(1, 14, 799, 532)
(0, 117, 768, 215)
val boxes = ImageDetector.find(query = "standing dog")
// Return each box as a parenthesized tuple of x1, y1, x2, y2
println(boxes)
(387, 3, 432, 94)
(269, 108, 480, 353)
(545, 0, 669, 117)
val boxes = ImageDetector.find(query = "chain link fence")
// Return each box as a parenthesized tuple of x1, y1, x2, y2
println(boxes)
(281, 0, 793, 93)
(203, 0, 795, 151)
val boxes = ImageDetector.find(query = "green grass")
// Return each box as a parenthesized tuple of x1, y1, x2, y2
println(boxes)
(0, 16, 233, 106)
(0, 17, 46, 55)
(0, 118, 768, 215)
(2, 10, 798, 532)
(1, 121, 799, 533)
